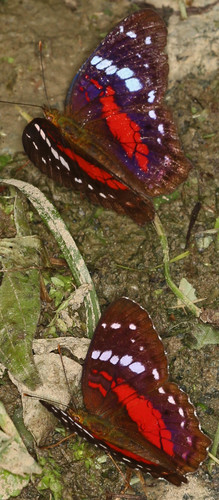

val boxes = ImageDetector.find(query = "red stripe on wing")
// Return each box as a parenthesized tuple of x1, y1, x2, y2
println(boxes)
(93, 436, 157, 466)
(88, 381, 107, 397)
(100, 86, 149, 173)
(89, 373, 174, 456)
(112, 381, 174, 456)
(74, 153, 128, 190)
(54, 139, 128, 190)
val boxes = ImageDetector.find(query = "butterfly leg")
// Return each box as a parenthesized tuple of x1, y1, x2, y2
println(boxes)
(107, 452, 135, 495)
(107, 453, 147, 498)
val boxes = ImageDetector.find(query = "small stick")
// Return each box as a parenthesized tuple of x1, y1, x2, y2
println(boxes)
(57, 344, 77, 411)
(40, 432, 75, 450)
(38, 41, 50, 106)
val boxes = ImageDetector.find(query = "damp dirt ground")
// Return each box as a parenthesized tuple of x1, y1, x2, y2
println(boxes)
(0, 0, 218, 499)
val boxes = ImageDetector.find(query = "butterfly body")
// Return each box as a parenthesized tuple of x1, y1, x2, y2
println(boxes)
(23, 9, 192, 225)
(41, 298, 210, 486)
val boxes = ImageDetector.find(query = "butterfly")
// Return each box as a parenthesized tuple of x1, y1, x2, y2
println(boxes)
(22, 9, 192, 225)
(41, 297, 210, 486)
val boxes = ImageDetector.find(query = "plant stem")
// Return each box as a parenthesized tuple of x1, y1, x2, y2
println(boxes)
(208, 421, 219, 472)
(153, 213, 201, 317)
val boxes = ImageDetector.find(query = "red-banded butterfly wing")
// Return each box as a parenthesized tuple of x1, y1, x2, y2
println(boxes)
(65, 9, 192, 197)
(82, 298, 210, 475)
(41, 400, 186, 486)
(22, 117, 154, 224)
(65, 10, 168, 122)
(40, 298, 210, 486)
(22, 9, 191, 224)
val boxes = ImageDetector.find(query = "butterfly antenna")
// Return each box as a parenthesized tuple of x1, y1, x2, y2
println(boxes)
(0, 100, 42, 109)
(23, 392, 68, 409)
(38, 40, 50, 107)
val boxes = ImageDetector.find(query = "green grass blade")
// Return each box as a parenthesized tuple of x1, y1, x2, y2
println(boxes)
(0, 178, 100, 337)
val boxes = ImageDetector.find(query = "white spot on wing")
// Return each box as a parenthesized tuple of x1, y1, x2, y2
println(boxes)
(149, 110, 157, 119)
(158, 123, 164, 134)
(179, 408, 185, 417)
(158, 387, 165, 394)
(125, 78, 142, 92)
(168, 396, 176, 405)
(40, 129, 46, 140)
(129, 323, 136, 330)
(51, 147, 59, 160)
(83, 429, 94, 439)
(74, 422, 83, 431)
(61, 416, 69, 424)
(152, 368, 159, 380)
(126, 31, 136, 39)
(75, 177, 82, 184)
(120, 354, 133, 366)
(60, 156, 70, 171)
(33, 141, 38, 150)
(145, 36, 152, 45)
(88, 184, 93, 190)
(110, 355, 119, 365)
(96, 58, 112, 70)
(117, 67, 134, 80)
(105, 65, 117, 75)
(119, 25, 124, 33)
(34, 123, 40, 131)
(100, 350, 112, 361)
(46, 137, 51, 147)
(91, 350, 100, 360)
(148, 90, 155, 103)
(91, 55, 102, 66)
(129, 361, 145, 374)
(99, 192, 107, 199)
(101, 322, 107, 328)
(111, 322, 121, 329)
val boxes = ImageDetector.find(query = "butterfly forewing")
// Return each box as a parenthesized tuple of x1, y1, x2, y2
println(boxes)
(82, 298, 168, 412)
(65, 10, 168, 121)
(65, 9, 191, 198)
